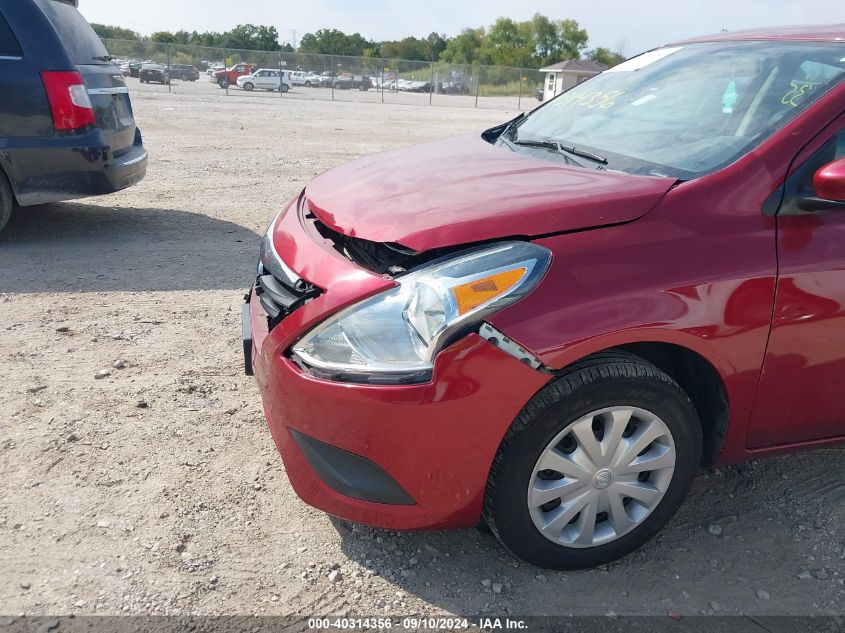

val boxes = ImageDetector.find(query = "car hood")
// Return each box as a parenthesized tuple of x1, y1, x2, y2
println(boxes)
(304, 134, 676, 252)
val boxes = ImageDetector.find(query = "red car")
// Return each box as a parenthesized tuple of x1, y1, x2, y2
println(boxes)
(244, 26, 845, 569)
(212, 62, 254, 89)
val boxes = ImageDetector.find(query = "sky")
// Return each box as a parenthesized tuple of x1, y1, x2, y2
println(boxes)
(78, 0, 845, 57)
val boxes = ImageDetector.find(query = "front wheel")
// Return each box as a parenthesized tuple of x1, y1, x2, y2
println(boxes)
(483, 351, 702, 570)
(242, 82, 254, 91)
(280, 84, 289, 93)
(218, 79, 229, 89)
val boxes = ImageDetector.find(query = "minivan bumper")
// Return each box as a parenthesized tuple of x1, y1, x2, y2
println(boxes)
(2, 129, 148, 206)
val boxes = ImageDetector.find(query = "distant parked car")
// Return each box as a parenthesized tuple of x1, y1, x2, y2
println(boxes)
(290, 71, 321, 88)
(213, 63, 254, 89)
(168, 64, 199, 81)
(128, 61, 143, 78)
(441, 81, 470, 95)
(315, 72, 334, 87)
(207, 64, 224, 77)
(0, 0, 148, 233)
(236, 69, 291, 92)
(303, 72, 322, 87)
(139, 63, 169, 85)
(333, 74, 372, 91)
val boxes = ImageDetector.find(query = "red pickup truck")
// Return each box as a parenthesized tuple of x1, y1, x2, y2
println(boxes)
(212, 63, 254, 89)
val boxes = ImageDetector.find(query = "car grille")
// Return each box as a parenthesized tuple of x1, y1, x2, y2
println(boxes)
(255, 263, 320, 330)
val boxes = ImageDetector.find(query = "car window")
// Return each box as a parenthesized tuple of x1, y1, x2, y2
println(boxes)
(35, 0, 111, 65)
(0, 9, 22, 57)
(514, 41, 845, 179)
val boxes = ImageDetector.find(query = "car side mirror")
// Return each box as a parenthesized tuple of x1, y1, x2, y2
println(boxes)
(813, 157, 845, 203)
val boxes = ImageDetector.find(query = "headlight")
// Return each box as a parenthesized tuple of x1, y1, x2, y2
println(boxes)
(291, 241, 551, 384)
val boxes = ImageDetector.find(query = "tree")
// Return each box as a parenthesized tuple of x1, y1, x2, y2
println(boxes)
(585, 47, 626, 67)
(437, 15, 588, 68)
(479, 18, 532, 66)
(424, 32, 448, 61)
(222, 24, 281, 51)
(440, 28, 485, 65)
(298, 29, 376, 56)
(551, 19, 589, 65)
(91, 23, 140, 40)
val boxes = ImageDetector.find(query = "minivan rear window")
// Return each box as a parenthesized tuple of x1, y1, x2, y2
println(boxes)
(0, 10, 22, 57)
(35, 0, 111, 65)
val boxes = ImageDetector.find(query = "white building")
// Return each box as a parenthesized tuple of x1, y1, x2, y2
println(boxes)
(539, 59, 607, 102)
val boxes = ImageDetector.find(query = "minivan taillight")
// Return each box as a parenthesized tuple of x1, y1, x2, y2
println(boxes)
(40, 71, 96, 131)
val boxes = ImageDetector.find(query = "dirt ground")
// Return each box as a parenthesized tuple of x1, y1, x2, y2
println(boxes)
(0, 91, 843, 619)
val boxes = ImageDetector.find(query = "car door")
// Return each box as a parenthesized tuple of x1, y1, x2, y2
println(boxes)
(748, 111, 845, 448)
(250, 70, 266, 88)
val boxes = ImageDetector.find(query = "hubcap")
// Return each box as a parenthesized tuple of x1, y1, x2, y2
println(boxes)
(527, 406, 676, 548)
(593, 469, 613, 489)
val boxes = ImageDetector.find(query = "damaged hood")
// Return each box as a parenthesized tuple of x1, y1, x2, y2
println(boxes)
(305, 134, 676, 252)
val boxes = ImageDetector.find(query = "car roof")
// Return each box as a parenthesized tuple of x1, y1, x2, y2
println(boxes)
(670, 24, 845, 45)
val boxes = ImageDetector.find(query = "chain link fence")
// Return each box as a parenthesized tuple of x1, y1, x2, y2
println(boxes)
(102, 38, 545, 111)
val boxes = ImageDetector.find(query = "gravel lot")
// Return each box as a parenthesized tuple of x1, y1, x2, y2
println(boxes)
(0, 91, 843, 619)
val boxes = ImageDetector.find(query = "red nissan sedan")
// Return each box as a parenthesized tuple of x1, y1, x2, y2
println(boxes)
(244, 26, 845, 569)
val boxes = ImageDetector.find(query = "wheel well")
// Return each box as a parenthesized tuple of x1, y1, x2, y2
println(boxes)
(611, 342, 729, 466)
(0, 162, 17, 204)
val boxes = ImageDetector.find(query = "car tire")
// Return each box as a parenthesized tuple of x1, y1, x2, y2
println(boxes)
(304, 81, 311, 88)
(483, 350, 702, 570)
(281, 84, 289, 93)
(218, 79, 228, 89)
(0, 169, 13, 233)
(242, 82, 254, 91)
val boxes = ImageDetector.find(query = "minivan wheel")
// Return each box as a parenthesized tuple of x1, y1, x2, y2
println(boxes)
(0, 170, 14, 233)
(483, 351, 702, 570)
(281, 84, 289, 93)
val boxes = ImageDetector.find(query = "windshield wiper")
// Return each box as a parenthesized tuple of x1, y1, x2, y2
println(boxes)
(93, 55, 115, 62)
(555, 143, 609, 166)
(508, 137, 589, 169)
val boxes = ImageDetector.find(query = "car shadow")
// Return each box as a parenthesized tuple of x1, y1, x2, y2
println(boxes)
(0, 202, 259, 293)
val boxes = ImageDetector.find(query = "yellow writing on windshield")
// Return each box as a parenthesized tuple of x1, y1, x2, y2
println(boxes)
(781, 80, 821, 108)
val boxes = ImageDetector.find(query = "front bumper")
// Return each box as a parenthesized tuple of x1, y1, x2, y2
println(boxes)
(247, 198, 551, 530)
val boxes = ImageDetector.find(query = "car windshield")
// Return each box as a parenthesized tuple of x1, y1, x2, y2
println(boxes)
(509, 40, 845, 179)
